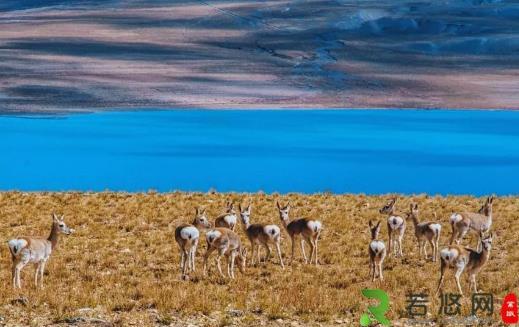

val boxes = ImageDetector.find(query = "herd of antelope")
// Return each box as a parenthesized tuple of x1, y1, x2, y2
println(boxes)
(370, 195, 495, 296)
(176, 201, 322, 279)
(6, 196, 495, 296)
(6, 200, 323, 287)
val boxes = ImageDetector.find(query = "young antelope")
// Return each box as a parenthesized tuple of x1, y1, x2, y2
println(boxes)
(214, 201, 238, 231)
(175, 207, 211, 276)
(276, 201, 322, 265)
(203, 228, 247, 279)
(379, 198, 406, 257)
(407, 203, 442, 261)
(238, 203, 284, 268)
(8, 213, 74, 289)
(368, 220, 386, 281)
(449, 195, 494, 250)
(436, 231, 494, 296)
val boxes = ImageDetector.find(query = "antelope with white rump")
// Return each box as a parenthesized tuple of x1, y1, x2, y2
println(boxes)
(238, 202, 284, 268)
(276, 201, 322, 265)
(8, 213, 74, 289)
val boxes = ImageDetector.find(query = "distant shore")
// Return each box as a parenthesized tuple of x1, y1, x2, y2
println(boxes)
(1, 106, 517, 116)
(1, 1, 519, 114)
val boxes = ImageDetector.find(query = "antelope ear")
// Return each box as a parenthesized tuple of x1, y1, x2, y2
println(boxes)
(195, 207, 199, 215)
(414, 203, 418, 210)
(276, 201, 281, 210)
(409, 203, 414, 211)
(369, 220, 373, 228)
(376, 221, 381, 229)
(238, 204, 242, 212)
(201, 208, 206, 214)
(52, 213, 59, 222)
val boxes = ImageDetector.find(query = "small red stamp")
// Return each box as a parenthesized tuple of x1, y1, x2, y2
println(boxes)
(501, 293, 518, 324)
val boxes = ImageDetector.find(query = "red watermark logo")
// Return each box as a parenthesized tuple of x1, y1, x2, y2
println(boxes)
(501, 293, 518, 324)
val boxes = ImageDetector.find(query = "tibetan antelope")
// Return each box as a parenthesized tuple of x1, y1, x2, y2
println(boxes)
(449, 196, 494, 250)
(8, 213, 74, 289)
(238, 203, 284, 268)
(436, 231, 494, 296)
(276, 201, 322, 265)
(407, 203, 442, 262)
(175, 207, 211, 276)
(203, 228, 247, 278)
(214, 201, 237, 231)
(368, 220, 386, 281)
(379, 198, 406, 257)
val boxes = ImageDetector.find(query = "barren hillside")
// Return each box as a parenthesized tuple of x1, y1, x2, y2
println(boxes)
(1, 1, 518, 113)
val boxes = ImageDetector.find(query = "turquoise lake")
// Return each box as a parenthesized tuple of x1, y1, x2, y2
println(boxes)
(1, 110, 518, 195)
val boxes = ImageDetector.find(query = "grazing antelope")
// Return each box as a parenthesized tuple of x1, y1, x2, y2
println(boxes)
(379, 198, 406, 257)
(449, 196, 494, 249)
(238, 203, 284, 268)
(8, 213, 74, 289)
(368, 220, 386, 282)
(276, 201, 322, 265)
(214, 201, 237, 231)
(407, 203, 442, 262)
(203, 228, 247, 278)
(175, 207, 211, 276)
(436, 231, 494, 296)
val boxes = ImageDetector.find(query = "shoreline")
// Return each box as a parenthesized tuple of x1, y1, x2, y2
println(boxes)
(1, 191, 515, 198)
(1, 106, 518, 117)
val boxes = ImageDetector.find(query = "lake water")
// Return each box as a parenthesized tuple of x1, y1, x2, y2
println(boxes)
(1, 110, 518, 195)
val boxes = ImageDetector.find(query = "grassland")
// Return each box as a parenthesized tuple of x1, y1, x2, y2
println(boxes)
(0, 192, 517, 326)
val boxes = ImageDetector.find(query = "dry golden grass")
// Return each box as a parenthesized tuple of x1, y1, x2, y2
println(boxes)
(0, 192, 517, 326)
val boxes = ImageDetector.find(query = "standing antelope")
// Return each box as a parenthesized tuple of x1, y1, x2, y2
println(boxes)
(175, 207, 211, 276)
(238, 203, 284, 268)
(368, 220, 386, 281)
(276, 201, 322, 265)
(379, 198, 406, 257)
(436, 231, 494, 296)
(203, 228, 247, 278)
(449, 196, 494, 249)
(214, 201, 237, 231)
(407, 203, 442, 262)
(8, 213, 74, 289)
